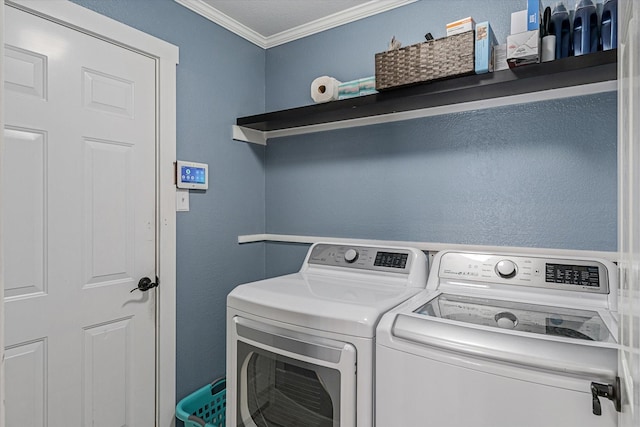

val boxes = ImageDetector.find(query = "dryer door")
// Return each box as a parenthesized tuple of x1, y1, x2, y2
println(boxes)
(231, 316, 356, 427)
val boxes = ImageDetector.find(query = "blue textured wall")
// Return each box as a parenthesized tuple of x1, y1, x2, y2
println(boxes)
(264, 0, 617, 276)
(266, 0, 517, 111)
(70, 0, 267, 404)
(264, 94, 617, 276)
(70, 0, 618, 413)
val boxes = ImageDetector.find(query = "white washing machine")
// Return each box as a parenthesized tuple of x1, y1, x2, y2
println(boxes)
(376, 250, 620, 427)
(226, 242, 428, 427)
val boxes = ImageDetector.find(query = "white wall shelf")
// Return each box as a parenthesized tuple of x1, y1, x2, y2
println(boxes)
(234, 50, 617, 145)
(238, 233, 618, 262)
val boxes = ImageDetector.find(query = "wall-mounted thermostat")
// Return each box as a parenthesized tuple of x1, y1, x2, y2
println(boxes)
(176, 160, 208, 190)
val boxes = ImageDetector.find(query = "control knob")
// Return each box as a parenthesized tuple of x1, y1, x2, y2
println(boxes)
(495, 259, 517, 278)
(344, 248, 359, 263)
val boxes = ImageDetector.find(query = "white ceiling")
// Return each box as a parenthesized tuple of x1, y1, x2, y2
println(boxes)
(174, 0, 417, 48)
(203, 0, 371, 37)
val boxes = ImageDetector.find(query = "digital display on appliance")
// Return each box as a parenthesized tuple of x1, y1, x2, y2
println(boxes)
(374, 252, 408, 269)
(181, 166, 206, 184)
(545, 264, 600, 287)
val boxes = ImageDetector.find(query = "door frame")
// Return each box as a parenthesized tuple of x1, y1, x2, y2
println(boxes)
(0, 2, 5, 426)
(618, 2, 640, 426)
(0, 1, 179, 425)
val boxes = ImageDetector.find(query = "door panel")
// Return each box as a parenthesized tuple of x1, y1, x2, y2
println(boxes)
(3, 5, 157, 426)
(81, 68, 134, 118)
(82, 319, 132, 427)
(83, 138, 133, 285)
(3, 127, 46, 298)
(4, 44, 46, 99)
(4, 340, 46, 427)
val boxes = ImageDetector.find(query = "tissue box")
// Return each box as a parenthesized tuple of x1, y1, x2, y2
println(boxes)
(475, 21, 497, 74)
(357, 77, 377, 96)
(446, 16, 475, 36)
(338, 80, 360, 99)
(507, 29, 539, 67)
(527, 0, 543, 31)
(512, 1, 543, 33)
(511, 10, 528, 34)
(337, 77, 378, 99)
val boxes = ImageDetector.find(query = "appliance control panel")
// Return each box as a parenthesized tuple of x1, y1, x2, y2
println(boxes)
(307, 244, 413, 274)
(438, 252, 609, 294)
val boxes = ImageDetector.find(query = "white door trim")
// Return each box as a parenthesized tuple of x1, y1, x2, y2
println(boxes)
(1, 1, 179, 425)
(0, 3, 5, 427)
(618, 2, 640, 425)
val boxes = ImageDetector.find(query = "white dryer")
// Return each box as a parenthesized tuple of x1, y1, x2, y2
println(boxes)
(227, 242, 428, 427)
(376, 250, 620, 427)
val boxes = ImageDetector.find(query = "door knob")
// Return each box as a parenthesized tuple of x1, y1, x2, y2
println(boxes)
(131, 276, 158, 293)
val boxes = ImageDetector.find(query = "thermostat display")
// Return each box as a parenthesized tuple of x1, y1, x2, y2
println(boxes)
(182, 166, 205, 183)
(176, 160, 208, 190)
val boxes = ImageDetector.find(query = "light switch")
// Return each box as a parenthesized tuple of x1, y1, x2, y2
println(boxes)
(176, 188, 189, 211)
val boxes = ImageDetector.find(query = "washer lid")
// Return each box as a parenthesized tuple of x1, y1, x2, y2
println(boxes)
(415, 293, 615, 343)
(227, 272, 421, 337)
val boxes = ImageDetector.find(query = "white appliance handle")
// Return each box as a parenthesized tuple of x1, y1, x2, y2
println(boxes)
(235, 316, 353, 364)
(391, 314, 617, 379)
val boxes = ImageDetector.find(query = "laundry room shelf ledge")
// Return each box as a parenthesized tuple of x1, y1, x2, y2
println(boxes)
(234, 50, 616, 145)
(238, 233, 618, 262)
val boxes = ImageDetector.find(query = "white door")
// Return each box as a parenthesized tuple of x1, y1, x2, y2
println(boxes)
(618, 1, 640, 427)
(3, 5, 157, 426)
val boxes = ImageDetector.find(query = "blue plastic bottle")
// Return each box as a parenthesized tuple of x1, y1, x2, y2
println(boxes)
(573, 0, 599, 56)
(601, 0, 618, 50)
(549, 2, 571, 58)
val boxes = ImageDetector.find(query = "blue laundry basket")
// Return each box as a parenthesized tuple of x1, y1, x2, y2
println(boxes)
(176, 378, 226, 427)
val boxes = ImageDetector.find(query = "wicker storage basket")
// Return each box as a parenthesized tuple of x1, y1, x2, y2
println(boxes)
(375, 31, 475, 90)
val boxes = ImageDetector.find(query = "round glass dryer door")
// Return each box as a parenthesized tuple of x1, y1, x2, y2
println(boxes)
(230, 317, 357, 427)
(243, 347, 337, 426)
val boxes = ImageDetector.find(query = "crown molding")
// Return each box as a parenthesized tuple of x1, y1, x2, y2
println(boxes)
(174, 0, 417, 49)
(174, 0, 268, 48)
(265, 0, 417, 48)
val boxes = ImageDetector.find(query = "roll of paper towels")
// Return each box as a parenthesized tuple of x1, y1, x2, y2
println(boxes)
(311, 76, 341, 103)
